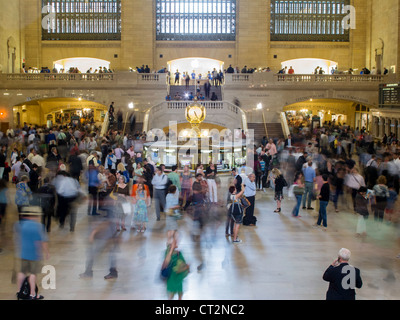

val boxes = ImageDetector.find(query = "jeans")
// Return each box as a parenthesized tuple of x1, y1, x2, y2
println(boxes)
(317, 200, 328, 227)
(292, 194, 302, 217)
(302, 182, 314, 208)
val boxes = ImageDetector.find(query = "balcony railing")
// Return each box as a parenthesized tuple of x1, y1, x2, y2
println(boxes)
(0, 72, 392, 91)
(224, 73, 392, 86)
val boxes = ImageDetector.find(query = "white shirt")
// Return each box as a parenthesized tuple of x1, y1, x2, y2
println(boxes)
(152, 173, 169, 190)
(244, 178, 256, 197)
(31, 154, 45, 168)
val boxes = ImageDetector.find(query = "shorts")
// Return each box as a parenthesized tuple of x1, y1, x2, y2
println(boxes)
(231, 213, 243, 224)
(20, 259, 42, 275)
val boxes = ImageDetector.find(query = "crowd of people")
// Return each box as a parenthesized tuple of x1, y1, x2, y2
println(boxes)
(22, 66, 114, 74)
(252, 124, 400, 238)
(2, 113, 400, 300)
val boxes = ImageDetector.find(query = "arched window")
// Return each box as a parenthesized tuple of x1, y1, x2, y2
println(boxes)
(156, 0, 236, 41)
(270, 0, 350, 42)
(42, 0, 121, 40)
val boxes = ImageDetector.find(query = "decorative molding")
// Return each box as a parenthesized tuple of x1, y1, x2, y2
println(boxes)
(41, 41, 121, 48)
(156, 41, 235, 49)
(270, 43, 350, 49)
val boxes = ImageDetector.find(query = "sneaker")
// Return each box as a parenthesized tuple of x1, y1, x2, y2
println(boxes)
(302, 207, 307, 210)
(233, 239, 242, 243)
(79, 271, 93, 279)
(307, 207, 314, 210)
(104, 272, 118, 279)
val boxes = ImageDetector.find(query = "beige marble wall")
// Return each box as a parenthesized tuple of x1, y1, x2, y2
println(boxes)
(0, 0, 24, 73)
(366, 0, 400, 74)
(11, 0, 384, 73)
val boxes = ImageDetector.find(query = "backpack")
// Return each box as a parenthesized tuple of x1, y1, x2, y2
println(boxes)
(17, 276, 38, 300)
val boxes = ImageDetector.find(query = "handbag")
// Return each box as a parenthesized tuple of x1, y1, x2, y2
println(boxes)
(240, 196, 251, 209)
(121, 202, 132, 215)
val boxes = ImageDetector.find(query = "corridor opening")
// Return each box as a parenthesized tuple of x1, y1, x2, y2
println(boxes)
(168, 57, 224, 85)
(12, 98, 108, 128)
(281, 58, 338, 74)
(53, 57, 111, 73)
(283, 99, 372, 134)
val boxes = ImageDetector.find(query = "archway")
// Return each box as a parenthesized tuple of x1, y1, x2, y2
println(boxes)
(12, 98, 108, 128)
(168, 57, 224, 83)
(53, 57, 111, 73)
(281, 58, 338, 74)
(283, 99, 373, 132)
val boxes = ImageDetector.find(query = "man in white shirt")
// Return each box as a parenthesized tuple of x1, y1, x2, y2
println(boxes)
(366, 155, 378, 169)
(243, 173, 257, 226)
(152, 166, 169, 221)
(87, 137, 97, 152)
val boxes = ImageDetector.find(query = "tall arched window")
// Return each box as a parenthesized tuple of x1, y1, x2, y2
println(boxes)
(270, 0, 350, 41)
(156, 0, 236, 41)
(42, 0, 121, 40)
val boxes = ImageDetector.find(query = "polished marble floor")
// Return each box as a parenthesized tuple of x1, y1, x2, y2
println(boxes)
(0, 177, 400, 300)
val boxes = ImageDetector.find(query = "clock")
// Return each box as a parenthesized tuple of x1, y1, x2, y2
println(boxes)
(185, 101, 206, 124)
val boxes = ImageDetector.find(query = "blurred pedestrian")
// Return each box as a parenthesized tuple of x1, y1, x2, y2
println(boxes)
(162, 238, 190, 300)
(243, 173, 257, 226)
(15, 206, 49, 300)
(132, 182, 150, 232)
(152, 166, 169, 221)
(292, 172, 305, 218)
(372, 175, 389, 223)
(37, 177, 56, 233)
(15, 175, 32, 215)
(87, 163, 100, 216)
(113, 175, 130, 231)
(228, 184, 245, 243)
(315, 174, 330, 230)
(272, 168, 287, 213)
(79, 206, 119, 280)
(355, 187, 370, 237)
(53, 170, 81, 232)
(0, 179, 8, 252)
(180, 165, 192, 210)
(302, 160, 316, 210)
(165, 185, 181, 244)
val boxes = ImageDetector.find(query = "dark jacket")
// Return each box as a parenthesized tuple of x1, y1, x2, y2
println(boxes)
(323, 263, 362, 300)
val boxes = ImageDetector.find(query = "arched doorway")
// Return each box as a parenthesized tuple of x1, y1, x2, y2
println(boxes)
(283, 99, 372, 133)
(168, 57, 224, 84)
(12, 98, 108, 128)
(281, 58, 338, 74)
(53, 57, 111, 73)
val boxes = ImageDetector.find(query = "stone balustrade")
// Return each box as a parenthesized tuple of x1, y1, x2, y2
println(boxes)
(0, 72, 392, 90)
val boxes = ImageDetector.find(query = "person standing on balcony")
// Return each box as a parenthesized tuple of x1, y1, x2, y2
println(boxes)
(204, 81, 211, 99)
(174, 70, 180, 85)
